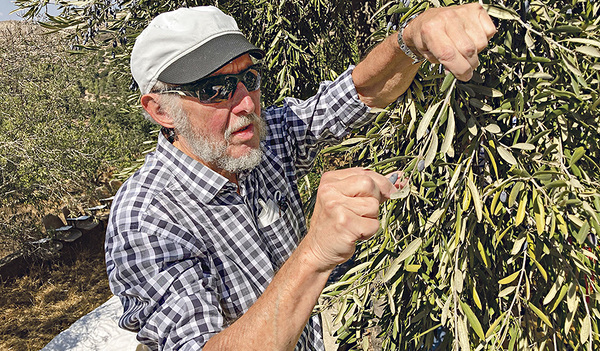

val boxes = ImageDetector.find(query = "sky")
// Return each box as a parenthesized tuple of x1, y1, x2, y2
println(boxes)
(0, 0, 59, 21)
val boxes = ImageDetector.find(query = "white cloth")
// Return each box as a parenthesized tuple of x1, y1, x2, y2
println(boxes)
(42, 295, 141, 351)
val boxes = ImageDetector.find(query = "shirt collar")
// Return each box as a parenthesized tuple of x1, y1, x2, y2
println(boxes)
(155, 133, 233, 203)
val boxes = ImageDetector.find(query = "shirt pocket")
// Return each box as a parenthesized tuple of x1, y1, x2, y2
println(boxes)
(257, 203, 300, 269)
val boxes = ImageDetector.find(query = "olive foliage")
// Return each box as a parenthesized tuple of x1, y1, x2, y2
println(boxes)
(14, 0, 600, 350)
(317, 1, 600, 350)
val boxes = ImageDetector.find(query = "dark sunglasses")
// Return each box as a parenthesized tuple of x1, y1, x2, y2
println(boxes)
(157, 64, 262, 104)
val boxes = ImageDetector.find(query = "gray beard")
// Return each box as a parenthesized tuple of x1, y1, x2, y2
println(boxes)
(170, 105, 267, 174)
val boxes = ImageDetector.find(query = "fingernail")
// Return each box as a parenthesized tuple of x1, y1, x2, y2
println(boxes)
(388, 173, 398, 184)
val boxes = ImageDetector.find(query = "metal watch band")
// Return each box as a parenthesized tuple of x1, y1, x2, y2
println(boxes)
(397, 14, 425, 64)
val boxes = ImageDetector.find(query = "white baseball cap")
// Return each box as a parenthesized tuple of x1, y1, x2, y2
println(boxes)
(130, 6, 264, 94)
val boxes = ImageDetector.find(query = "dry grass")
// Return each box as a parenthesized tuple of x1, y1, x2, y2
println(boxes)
(0, 248, 111, 350)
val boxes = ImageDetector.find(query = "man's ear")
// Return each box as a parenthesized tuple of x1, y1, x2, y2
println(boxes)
(140, 94, 176, 128)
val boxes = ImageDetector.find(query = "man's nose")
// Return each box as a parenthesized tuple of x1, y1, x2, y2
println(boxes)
(230, 81, 256, 114)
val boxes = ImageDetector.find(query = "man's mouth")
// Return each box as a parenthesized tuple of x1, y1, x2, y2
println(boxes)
(230, 123, 254, 140)
(235, 124, 251, 133)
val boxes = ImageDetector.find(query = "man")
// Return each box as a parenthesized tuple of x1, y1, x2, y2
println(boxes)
(106, 4, 495, 350)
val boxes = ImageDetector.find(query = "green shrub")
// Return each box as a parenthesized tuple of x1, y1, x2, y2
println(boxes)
(0, 22, 152, 249)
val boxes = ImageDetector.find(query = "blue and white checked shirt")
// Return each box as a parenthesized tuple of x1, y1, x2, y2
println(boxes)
(105, 67, 373, 350)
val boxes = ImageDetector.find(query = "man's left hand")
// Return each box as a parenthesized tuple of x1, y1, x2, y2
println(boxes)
(402, 3, 497, 81)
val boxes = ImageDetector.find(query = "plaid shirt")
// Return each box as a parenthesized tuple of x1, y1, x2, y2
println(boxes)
(105, 67, 373, 350)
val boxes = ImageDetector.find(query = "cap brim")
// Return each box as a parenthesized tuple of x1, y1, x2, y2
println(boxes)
(158, 33, 264, 85)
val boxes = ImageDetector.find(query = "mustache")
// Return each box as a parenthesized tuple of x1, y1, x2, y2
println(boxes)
(224, 112, 263, 140)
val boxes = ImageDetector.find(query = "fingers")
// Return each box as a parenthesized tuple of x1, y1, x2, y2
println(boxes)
(322, 168, 398, 201)
(330, 204, 381, 240)
(386, 171, 408, 189)
(304, 168, 402, 269)
(405, 3, 497, 81)
(349, 214, 381, 242)
(434, 27, 480, 81)
(345, 196, 380, 219)
(478, 5, 499, 40)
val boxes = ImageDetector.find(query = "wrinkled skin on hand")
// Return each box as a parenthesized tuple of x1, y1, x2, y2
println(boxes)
(303, 168, 401, 271)
(403, 3, 497, 81)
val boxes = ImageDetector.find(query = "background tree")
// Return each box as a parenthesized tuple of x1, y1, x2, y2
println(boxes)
(15, 0, 600, 349)
(317, 1, 600, 350)
(0, 21, 152, 252)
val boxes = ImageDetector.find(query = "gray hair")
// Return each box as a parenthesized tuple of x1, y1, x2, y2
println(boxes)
(142, 81, 182, 124)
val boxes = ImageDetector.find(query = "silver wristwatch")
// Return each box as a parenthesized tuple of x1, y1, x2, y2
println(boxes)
(397, 14, 425, 64)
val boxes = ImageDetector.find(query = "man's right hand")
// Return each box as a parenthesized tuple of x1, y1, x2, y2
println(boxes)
(303, 168, 398, 271)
